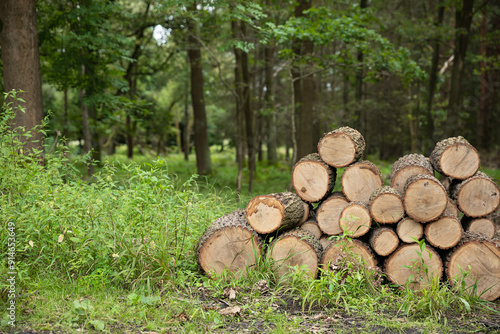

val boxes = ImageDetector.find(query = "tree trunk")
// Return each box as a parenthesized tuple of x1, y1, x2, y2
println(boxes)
(355, 0, 368, 140)
(80, 75, 94, 176)
(264, 44, 278, 164)
(187, 7, 212, 175)
(0, 0, 44, 153)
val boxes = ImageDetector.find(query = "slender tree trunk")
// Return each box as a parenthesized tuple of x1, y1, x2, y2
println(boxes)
(80, 66, 94, 176)
(0, 0, 44, 153)
(355, 0, 367, 133)
(232, 20, 245, 195)
(183, 62, 190, 161)
(63, 89, 69, 139)
(265, 44, 278, 163)
(187, 8, 212, 176)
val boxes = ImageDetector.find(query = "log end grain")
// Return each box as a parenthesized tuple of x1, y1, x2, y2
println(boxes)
(320, 239, 377, 270)
(292, 153, 336, 203)
(341, 160, 383, 204)
(340, 202, 372, 238)
(396, 217, 424, 243)
(425, 216, 463, 250)
(317, 126, 365, 167)
(316, 192, 349, 235)
(403, 174, 447, 223)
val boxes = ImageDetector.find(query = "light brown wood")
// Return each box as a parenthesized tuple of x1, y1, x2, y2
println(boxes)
(339, 202, 372, 238)
(425, 215, 463, 250)
(451, 171, 500, 218)
(197, 209, 262, 277)
(320, 239, 377, 270)
(444, 197, 460, 218)
(396, 217, 424, 243)
(292, 153, 336, 203)
(446, 236, 500, 301)
(430, 136, 480, 179)
(300, 219, 323, 239)
(368, 186, 405, 224)
(341, 160, 383, 204)
(369, 227, 399, 256)
(390, 154, 434, 195)
(462, 216, 496, 239)
(246, 192, 306, 234)
(268, 229, 323, 278)
(317, 126, 365, 168)
(316, 192, 349, 235)
(403, 174, 447, 223)
(385, 244, 443, 290)
(319, 235, 335, 249)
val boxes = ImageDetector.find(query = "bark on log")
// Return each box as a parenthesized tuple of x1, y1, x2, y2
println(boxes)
(446, 233, 500, 301)
(425, 215, 463, 250)
(339, 202, 372, 238)
(341, 160, 383, 204)
(385, 243, 443, 290)
(368, 186, 405, 224)
(316, 192, 349, 236)
(390, 153, 434, 195)
(462, 216, 496, 239)
(403, 174, 447, 223)
(444, 197, 460, 218)
(369, 227, 399, 256)
(292, 153, 336, 203)
(320, 239, 377, 271)
(317, 126, 365, 168)
(430, 136, 480, 179)
(268, 229, 323, 278)
(450, 171, 500, 218)
(246, 192, 306, 234)
(396, 217, 424, 243)
(197, 209, 263, 277)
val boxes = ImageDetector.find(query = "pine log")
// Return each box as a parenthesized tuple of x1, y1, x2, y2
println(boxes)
(430, 136, 480, 179)
(368, 186, 405, 224)
(246, 192, 306, 234)
(369, 227, 399, 256)
(341, 160, 383, 204)
(316, 192, 349, 236)
(403, 174, 447, 223)
(268, 229, 323, 278)
(292, 153, 336, 203)
(197, 209, 263, 277)
(300, 218, 323, 239)
(385, 244, 443, 290)
(317, 126, 365, 168)
(444, 197, 460, 218)
(424, 215, 463, 250)
(390, 153, 434, 195)
(320, 239, 377, 271)
(339, 202, 372, 238)
(462, 216, 496, 239)
(446, 233, 500, 301)
(450, 171, 500, 218)
(396, 217, 424, 243)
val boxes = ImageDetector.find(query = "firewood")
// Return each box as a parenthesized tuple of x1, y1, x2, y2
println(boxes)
(317, 126, 365, 168)
(197, 209, 262, 277)
(403, 174, 447, 223)
(300, 217, 323, 240)
(292, 153, 336, 203)
(444, 197, 460, 218)
(430, 136, 480, 179)
(341, 160, 383, 204)
(339, 202, 372, 238)
(320, 239, 377, 270)
(369, 227, 399, 256)
(316, 192, 349, 236)
(462, 216, 496, 239)
(368, 186, 405, 224)
(246, 192, 307, 234)
(396, 217, 424, 243)
(424, 215, 463, 250)
(390, 153, 434, 195)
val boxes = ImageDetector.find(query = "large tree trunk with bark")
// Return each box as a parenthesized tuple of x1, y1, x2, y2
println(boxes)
(0, 0, 44, 153)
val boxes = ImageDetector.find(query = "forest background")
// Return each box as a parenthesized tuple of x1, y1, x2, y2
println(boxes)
(1, 0, 499, 195)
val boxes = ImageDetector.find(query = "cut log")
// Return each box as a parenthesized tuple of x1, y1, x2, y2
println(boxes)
(368, 186, 405, 224)
(319, 235, 335, 249)
(425, 215, 463, 250)
(317, 126, 365, 168)
(292, 153, 336, 203)
(339, 202, 372, 238)
(396, 217, 424, 243)
(320, 239, 377, 270)
(451, 171, 500, 218)
(300, 218, 322, 240)
(444, 197, 460, 218)
(197, 209, 263, 277)
(369, 227, 399, 256)
(246, 192, 306, 234)
(446, 234, 500, 301)
(462, 216, 496, 239)
(268, 229, 323, 278)
(341, 160, 383, 204)
(430, 136, 480, 179)
(316, 192, 349, 236)
(390, 153, 434, 195)
(385, 244, 443, 290)
(403, 174, 447, 223)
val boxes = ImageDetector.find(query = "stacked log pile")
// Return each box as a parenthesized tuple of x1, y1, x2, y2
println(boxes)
(197, 127, 500, 301)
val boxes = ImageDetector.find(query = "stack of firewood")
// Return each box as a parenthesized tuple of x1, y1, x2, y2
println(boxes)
(197, 127, 500, 301)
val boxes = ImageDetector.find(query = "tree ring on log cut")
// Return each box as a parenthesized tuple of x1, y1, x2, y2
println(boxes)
(369, 227, 399, 256)
(384, 244, 443, 290)
(430, 136, 480, 179)
(403, 174, 447, 223)
(452, 172, 500, 218)
(396, 217, 424, 243)
(339, 202, 371, 238)
(320, 239, 377, 271)
(390, 154, 434, 195)
(317, 126, 365, 167)
(369, 186, 405, 224)
(446, 240, 500, 301)
(462, 216, 496, 239)
(292, 153, 336, 203)
(341, 160, 383, 204)
(424, 215, 463, 250)
(316, 192, 349, 236)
